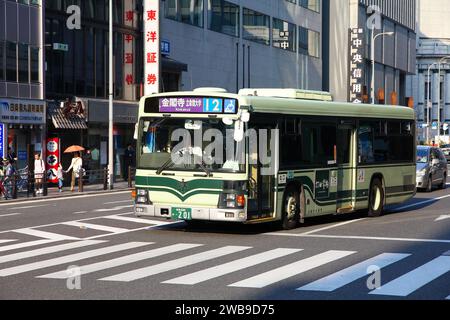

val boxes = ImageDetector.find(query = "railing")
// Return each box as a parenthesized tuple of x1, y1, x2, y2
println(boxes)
(0, 166, 134, 201)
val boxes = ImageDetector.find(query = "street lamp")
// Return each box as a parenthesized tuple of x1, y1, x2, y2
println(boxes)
(437, 55, 450, 146)
(371, 31, 394, 104)
(427, 62, 437, 144)
(108, 0, 114, 189)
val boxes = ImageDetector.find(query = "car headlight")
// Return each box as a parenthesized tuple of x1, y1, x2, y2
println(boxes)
(417, 169, 427, 177)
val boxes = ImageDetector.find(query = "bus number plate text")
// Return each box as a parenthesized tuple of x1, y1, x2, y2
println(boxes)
(171, 208, 192, 221)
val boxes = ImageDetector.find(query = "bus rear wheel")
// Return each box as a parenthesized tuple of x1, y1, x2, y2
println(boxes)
(281, 187, 300, 230)
(368, 178, 384, 218)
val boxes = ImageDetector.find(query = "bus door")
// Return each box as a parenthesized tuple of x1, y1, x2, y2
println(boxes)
(247, 122, 277, 220)
(336, 120, 357, 213)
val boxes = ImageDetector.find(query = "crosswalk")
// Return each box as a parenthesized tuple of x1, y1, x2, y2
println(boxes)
(0, 238, 449, 299)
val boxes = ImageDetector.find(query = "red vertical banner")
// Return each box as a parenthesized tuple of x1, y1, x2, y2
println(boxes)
(144, 0, 160, 95)
(46, 138, 60, 184)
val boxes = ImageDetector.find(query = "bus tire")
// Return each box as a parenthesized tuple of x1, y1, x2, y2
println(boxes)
(368, 178, 384, 218)
(281, 186, 300, 230)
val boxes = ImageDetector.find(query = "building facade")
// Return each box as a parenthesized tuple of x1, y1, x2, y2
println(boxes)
(406, 0, 450, 144)
(160, 0, 323, 92)
(324, 0, 416, 105)
(0, 0, 45, 169)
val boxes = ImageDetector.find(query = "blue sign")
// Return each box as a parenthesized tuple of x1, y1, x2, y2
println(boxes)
(0, 123, 4, 158)
(203, 98, 223, 114)
(18, 151, 27, 161)
(224, 99, 237, 114)
(161, 40, 170, 56)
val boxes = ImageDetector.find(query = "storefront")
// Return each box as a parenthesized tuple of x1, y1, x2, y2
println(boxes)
(0, 98, 46, 170)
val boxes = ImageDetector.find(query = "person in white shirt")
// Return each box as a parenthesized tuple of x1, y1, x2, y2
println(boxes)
(34, 153, 46, 194)
(65, 152, 83, 192)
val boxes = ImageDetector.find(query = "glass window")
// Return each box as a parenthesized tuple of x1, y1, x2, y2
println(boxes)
(30, 47, 39, 83)
(308, 29, 320, 57)
(95, 0, 106, 21)
(285, 0, 296, 3)
(18, 0, 30, 4)
(74, 30, 85, 95)
(299, 0, 320, 12)
(243, 8, 270, 45)
(96, 29, 105, 98)
(18, 43, 29, 83)
(165, 0, 204, 28)
(84, 0, 95, 19)
(358, 123, 374, 164)
(46, 0, 62, 10)
(208, 0, 239, 37)
(6, 41, 17, 82)
(85, 27, 95, 96)
(272, 18, 296, 52)
(0, 41, 4, 81)
(114, 0, 123, 24)
(114, 32, 123, 99)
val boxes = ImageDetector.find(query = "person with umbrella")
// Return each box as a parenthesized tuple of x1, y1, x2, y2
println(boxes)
(64, 146, 84, 192)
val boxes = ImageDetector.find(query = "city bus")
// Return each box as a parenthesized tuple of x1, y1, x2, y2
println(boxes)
(133, 88, 416, 230)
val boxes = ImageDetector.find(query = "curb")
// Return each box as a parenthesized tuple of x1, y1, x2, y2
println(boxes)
(0, 187, 133, 205)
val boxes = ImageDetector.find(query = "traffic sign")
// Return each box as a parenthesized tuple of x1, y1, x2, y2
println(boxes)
(53, 43, 69, 51)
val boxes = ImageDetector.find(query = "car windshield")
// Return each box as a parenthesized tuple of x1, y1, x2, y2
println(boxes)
(441, 144, 450, 148)
(416, 148, 429, 163)
(138, 117, 245, 173)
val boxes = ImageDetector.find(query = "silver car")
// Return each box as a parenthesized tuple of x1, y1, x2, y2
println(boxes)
(416, 146, 448, 192)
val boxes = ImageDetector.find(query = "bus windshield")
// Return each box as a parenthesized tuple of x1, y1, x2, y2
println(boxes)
(138, 117, 245, 173)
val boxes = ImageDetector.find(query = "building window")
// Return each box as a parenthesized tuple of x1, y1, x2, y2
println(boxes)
(298, 26, 320, 58)
(165, 0, 204, 28)
(208, 0, 239, 37)
(299, 0, 320, 13)
(6, 41, 17, 82)
(298, 27, 308, 55)
(285, 0, 296, 3)
(18, 43, 29, 83)
(30, 47, 39, 83)
(272, 18, 296, 52)
(0, 42, 4, 81)
(243, 8, 270, 45)
(85, 27, 95, 96)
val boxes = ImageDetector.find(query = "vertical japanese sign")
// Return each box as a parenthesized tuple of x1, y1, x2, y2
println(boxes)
(0, 123, 4, 158)
(124, 0, 135, 100)
(144, 0, 160, 95)
(46, 138, 60, 184)
(349, 28, 365, 103)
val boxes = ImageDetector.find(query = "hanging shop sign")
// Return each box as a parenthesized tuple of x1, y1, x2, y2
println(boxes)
(143, 0, 160, 95)
(46, 138, 61, 184)
(348, 28, 365, 104)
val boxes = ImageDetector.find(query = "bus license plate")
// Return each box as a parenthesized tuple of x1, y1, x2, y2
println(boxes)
(171, 208, 192, 221)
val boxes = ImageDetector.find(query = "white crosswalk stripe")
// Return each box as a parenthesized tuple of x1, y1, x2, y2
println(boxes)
(14, 228, 80, 240)
(162, 248, 302, 285)
(0, 240, 16, 245)
(229, 250, 355, 288)
(0, 242, 151, 277)
(370, 255, 450, 297)
(100, 246, 252, 282)
(297, 253, 411, 292)
(0, 240, 58, 253)
(62, 221, 129, 233)
(39, 243, 203, 279)
(0, 240, 104, 264)
(103, 215, 157, 225)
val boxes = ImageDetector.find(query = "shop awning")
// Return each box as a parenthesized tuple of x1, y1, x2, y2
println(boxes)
(47, 101, 88, 130)
(162, 56, 188, 73)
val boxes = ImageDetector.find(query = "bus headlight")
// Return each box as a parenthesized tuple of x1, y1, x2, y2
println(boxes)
(219, 193, 246, 209)
(135, 189, 151, 204)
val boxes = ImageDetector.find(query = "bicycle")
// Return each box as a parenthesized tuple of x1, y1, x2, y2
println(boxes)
(16, 166, 29, 192)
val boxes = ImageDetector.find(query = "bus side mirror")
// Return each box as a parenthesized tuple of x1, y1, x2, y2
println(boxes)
(234, 120, 244, 142)
(240, 111, 250, 123)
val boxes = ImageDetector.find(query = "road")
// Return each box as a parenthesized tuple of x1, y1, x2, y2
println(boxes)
(0, 181, 449, 301)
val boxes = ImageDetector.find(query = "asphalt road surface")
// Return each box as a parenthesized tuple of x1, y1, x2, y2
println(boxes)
(0, 179, 449, 300)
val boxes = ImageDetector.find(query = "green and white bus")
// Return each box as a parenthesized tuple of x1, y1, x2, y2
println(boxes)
(134, 88, 416, 229)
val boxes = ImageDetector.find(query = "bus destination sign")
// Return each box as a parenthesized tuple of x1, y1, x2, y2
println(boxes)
(159, 97, 237, 114)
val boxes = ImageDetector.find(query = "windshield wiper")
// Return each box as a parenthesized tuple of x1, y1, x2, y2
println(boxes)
(156, 158, 175, 175)
(197, 160, 212, 177)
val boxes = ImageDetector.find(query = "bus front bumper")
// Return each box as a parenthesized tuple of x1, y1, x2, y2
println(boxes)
(134, 204, 247, 222)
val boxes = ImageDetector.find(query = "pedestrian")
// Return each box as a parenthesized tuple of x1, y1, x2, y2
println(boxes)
(34, 153, 45, 195)
(83, 149, 92, 184)
(7, 147, 17, 165)
(65, 152, 83, 192)
(57, 163, 64, 193)
(123, 144, 135, 181)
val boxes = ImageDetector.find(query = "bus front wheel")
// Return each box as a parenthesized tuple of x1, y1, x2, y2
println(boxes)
(368, 178, 384, 218)
(281, 187, 300, 230)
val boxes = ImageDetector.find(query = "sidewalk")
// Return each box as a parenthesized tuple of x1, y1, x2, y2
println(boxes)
(0, 180, 133, 204)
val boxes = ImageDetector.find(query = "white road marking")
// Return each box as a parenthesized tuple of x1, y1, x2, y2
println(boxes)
(42, 243, 204, 279)
(369, 255, 450, 297)
(7, 204, 51, 210)
(393, 194, 450, 212)
(266, 233, 450, 244)
(94, 205, 133, 212)
(0, 191, 131, 208)
(62, 221, 129, 233)
(103, 215, 157, 225)
(103, 200, 132, 205)
(0, 240, 58, 253)
(14, 228, 80, 240)
(0, 240, 16, 245)
(0, 213, 23, 218)
(435, 215, 450, 222)
(0, 242, 150, 277)
(297, 253, 410, 292)
(73, 211, 88, 215)
(0, 240, 104, 264)
(162, 248, 301, 285)
(101, 246, 251, 282)
(229, 250, 355, 289)
(299, 219, 367, 236)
